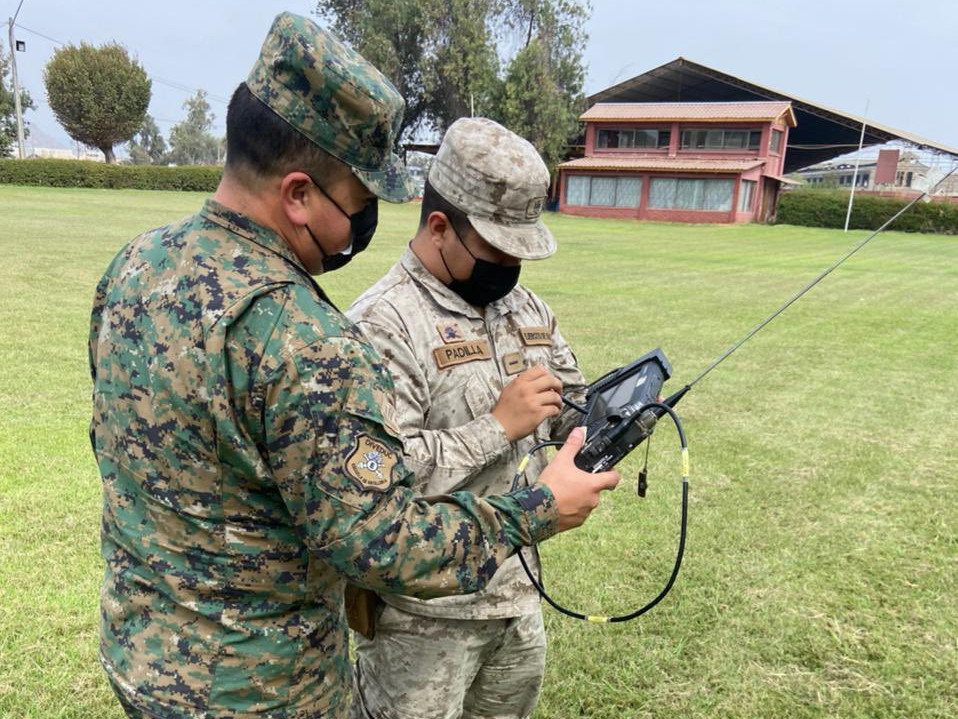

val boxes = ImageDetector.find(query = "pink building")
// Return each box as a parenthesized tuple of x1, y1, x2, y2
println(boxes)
(558, 101, 797, 224)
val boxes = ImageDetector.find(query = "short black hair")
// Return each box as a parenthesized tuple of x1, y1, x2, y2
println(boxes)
(225, 83, 348, 183)
(419, 180, 474, 236)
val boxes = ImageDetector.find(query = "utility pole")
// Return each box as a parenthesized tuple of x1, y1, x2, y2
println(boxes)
(843, 99, 869, 233)
(8, 0, 26, 160)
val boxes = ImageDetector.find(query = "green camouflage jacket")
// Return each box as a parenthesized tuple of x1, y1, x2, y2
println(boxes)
(89, 199, 559, 719)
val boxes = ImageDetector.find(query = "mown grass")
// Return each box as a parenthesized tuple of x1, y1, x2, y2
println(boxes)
(0, 185, 955, 718)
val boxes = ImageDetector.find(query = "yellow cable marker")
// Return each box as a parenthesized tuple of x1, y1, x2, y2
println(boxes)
(681, 447, 690, 478)
(587, 615, 609, 624)
(517, 456, 530, 474)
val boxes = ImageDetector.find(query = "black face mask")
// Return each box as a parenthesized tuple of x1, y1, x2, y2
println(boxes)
(440, 225, 520, 307)
(305, 175, 379, 272)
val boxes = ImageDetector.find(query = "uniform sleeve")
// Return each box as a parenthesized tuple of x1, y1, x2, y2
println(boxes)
(263, 335, 559, 599)
(353, 315, 511, 495)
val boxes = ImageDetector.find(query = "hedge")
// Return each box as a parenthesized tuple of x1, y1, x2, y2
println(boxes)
(777, 190, 958, 235)
(0, 159, 222, 192)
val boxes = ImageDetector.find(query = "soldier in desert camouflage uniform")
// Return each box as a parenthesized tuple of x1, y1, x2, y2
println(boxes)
(88, 14, 619, 719)
(347, 118, 589, 719)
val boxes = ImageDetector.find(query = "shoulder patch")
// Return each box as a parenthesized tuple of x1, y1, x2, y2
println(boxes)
(345, 434, 398, 491)
(519, 326, 553, 347)
(436, 321, 465, 343)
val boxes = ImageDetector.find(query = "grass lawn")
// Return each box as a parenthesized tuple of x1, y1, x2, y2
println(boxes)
(1, 185, 956, 718)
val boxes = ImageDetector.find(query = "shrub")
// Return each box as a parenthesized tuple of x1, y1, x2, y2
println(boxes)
(777, 190, 958, 235)
(0, 159, 222, 192)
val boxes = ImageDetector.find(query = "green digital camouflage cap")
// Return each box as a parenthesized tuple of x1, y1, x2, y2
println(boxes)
(247, 12, 415, 203)
(428, 117, 555, 260)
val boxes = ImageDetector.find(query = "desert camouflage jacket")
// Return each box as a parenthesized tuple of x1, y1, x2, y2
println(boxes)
(88, 200, 559, 719)
(348, 248, 587, 619)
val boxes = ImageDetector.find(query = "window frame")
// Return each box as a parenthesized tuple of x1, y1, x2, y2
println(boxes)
(770, 129, 784, 155)
(679, 127, 764, 152)
(564, 174, 644, 209)
(647, 176, 735, 212)
(738, 179, 756, 212)
(595, 126, 671, 152)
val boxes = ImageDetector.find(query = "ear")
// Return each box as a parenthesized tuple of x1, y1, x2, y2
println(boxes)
(280, 172, 314, 227)
(426, 211, 450, 249)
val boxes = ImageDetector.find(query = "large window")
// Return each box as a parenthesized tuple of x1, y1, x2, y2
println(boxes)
(770, 129, 783, 154)
(596, 129, 670, 149)
(680, 129, 762, 151)
(648, 178, 734, 212)
(566, 175, 642, 208)
(739, 180, 756, 212)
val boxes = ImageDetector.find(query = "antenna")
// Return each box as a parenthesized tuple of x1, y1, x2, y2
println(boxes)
(685, 165, 958, 391)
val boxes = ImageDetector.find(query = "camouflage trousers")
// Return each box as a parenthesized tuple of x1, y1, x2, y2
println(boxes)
(108, 679, 162, 719)
(350, 604, 546, 719)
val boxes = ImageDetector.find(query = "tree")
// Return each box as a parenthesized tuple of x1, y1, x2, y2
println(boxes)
(497, 39, 574, 174)
(422, 0, 501, 131)
(316, 0, 590, 169)
(168, 90, 219, 165)
(317, 0, 437, 141)
(493, 0, 588, 174)
(44, 42, 151, 163)
(1, 40, 36, 158)
(128, 114, 167, 165)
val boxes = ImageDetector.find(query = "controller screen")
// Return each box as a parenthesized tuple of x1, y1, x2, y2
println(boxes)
(593, 371, 649, 417)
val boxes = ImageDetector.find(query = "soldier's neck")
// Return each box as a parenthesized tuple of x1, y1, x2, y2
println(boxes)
(212, 174, 286, 239)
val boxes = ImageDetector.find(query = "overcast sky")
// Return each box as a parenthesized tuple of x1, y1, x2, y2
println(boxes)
(5, 0, 956, 153)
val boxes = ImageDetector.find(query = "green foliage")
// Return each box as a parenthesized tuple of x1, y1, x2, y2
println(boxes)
(318, 0, 435, 140)
(778, 190, 958, 234)
(425, 0, 501, 130)
(1, 39, 36, 157)
(493, 1, 588, 174)
(317, 0, 590, 168)
(127, 115, 167, 165)
(168, 89, 220, 166)
(497, 39, 576, 174)
(43, 43, 151, 164)
(0, 159, 221, 191)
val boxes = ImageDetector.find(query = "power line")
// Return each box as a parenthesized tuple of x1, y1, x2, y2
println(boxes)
(14, 23, 63, 46)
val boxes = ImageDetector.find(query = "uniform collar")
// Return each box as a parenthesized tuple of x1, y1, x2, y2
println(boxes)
(400, 246, 522, 320)
(199, 199, 307, 272)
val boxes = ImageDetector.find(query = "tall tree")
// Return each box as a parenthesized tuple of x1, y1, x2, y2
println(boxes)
(317, 0, 436, 141)
(44, 43, 151, 163)
(497, 39, 573, 174)
(423, 0, 500, 131)
(494, 0, 588, 174)
(1, 40, 36, 157)
(128, 114, 167, 165)
(168, 90, 218, 165)
(316, 0, 590, 169)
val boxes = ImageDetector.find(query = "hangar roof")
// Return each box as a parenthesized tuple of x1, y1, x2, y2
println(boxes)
(588, 57, 958, 173)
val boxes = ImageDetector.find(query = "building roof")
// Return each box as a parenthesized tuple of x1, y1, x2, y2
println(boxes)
(559, 156, 764, 173)
(588, 57, 958, 173)
(582, 101, 796, 127)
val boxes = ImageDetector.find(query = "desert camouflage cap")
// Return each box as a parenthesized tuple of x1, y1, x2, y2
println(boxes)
(247, 12, 415, 203)
(428, 117, 555, 261)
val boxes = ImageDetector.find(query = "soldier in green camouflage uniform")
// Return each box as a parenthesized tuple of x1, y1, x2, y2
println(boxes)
(347, 118, 587, 719)
(89, 13, 619, 719)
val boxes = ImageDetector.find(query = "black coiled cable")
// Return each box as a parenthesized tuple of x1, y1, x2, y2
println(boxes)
(511, 402, 689, 623)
